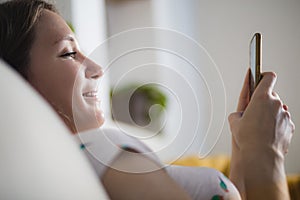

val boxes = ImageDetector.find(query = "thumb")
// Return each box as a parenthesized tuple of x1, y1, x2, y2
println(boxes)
(237, 69, 250, 112)
(228, 111, 243, 124)
(228, 112, 243, 136)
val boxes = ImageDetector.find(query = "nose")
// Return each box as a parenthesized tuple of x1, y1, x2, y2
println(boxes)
(84, 58, 103, 79)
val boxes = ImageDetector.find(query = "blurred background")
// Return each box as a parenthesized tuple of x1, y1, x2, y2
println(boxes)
(55, 0, 300, 174)
(2, 0, 299, 174)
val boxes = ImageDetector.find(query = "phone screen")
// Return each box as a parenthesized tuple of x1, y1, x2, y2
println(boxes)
(249, 33, 261, 98)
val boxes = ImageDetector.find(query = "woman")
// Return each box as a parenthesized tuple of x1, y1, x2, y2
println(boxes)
(0, 0, 294, 199)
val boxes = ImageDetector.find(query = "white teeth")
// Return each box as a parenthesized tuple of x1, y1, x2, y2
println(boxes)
(83, 91, 98, 97)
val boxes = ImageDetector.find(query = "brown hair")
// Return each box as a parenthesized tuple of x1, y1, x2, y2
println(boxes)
(0, 0, 57, 79)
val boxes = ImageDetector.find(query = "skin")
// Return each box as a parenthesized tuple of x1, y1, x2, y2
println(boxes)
(28, 10, 104, 133)
(229, 70, 294, 200)
(24, 9, 293, 200)
(102, 151, 192, 200)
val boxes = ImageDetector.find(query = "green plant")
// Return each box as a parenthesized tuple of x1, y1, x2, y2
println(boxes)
(110, 83, 167, 127)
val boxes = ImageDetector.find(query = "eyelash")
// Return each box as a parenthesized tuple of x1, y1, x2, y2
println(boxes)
(60, 51, 77, 59)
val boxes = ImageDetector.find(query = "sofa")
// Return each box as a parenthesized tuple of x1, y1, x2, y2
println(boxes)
(0, 59, 109, 199)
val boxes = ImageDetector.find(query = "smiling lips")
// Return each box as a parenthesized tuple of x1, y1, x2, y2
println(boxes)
(82, 91, 98, 98)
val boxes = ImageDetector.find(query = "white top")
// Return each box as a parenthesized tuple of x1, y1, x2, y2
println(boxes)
(75, 128, 240, 200)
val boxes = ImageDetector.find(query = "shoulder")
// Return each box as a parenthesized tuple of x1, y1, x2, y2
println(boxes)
(166, 165, 241, 200)
(102, 150, 191, 200)
(75, 127, 161, 177)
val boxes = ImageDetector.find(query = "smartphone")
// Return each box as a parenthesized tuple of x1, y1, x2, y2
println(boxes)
(249, 33, 262, 98)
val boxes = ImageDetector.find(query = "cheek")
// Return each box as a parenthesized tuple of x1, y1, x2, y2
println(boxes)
(29, 60, 80, 116)
(50, 63, 81, 115)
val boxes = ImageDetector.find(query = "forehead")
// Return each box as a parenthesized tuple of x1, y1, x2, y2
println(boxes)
(34, 10, 73, 45)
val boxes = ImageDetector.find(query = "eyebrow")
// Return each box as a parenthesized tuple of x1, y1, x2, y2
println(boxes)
(53, 35, 75, 45)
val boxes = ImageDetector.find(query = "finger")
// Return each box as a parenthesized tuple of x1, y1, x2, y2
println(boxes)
(228, 112, 243, 134)
(290, 119, 295, 134)
(231, 135, 240, 150)
(286, 119, 295, 154)
(271, 92, 288, 111)
(272, 91, 279, 99)
(285, 111, 295, 133)
(228, 112, 243, 123)
(237, 69, 250, 112)
(283, 120, 294, 155)
(253, 72, 277, 96)
(283, 104, 288, 111)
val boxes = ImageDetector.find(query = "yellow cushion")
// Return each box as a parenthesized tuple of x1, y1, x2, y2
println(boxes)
(171, 155, 231, 176)
(288, 175, 300, 200)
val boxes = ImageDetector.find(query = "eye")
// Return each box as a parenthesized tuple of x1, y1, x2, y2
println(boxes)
(60, 51, 77, 59)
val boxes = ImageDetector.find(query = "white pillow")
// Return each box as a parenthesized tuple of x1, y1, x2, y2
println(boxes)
(0, 60, 109, 200)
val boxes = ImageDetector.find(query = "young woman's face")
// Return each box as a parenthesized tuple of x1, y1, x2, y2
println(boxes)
(28, 10, 104, 133)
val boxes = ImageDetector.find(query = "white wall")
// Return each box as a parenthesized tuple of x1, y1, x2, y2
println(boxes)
(106, 0, 300, 174)
(54, 0, 72, 23)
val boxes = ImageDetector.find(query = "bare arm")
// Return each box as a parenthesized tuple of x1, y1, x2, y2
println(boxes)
(231, 148, 289, 200)
(102, 151, 191, 200)
(228, 70, 294, 200)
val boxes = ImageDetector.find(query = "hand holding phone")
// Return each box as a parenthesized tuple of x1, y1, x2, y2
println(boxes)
(249, 33, 262, 98)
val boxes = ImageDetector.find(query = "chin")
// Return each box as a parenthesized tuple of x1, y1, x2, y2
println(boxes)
(95, 110, 105, 127)
(77, 109, 105, 132)
(72, 95, 105, 132)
